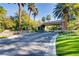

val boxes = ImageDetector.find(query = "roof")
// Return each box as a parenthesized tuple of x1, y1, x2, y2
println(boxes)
(40, 20, 64, 26)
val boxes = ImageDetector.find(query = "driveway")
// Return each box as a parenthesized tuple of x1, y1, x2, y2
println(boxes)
(0, 32, 58, 56)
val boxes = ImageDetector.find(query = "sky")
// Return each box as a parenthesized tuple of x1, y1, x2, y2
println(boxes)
(0, 3, 57, 21)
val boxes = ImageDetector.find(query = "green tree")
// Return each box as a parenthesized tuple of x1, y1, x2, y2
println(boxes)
(28, 3, 36, 23)
(9, 3, 26, 31)
(32, 8, 38, 20)
(0, 6, 6, 17)
(53, 3, 78, 30)
(46, 14, 51, 21)
(0, 6, 7, 32)
(17, 3, 26, 31)
(16, 10, 30, 30)
(0, 6, 7, 22)
(53, 3, 69, 30)
(2, 17, 16, 30)
(42, 16, 46, 22)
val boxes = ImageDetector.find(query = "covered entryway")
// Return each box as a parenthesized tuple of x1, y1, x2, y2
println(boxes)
(38, 20, 66, 32)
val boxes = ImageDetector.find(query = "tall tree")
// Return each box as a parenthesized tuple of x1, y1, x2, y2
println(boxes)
(0, 6, 6, 17)
(17, 3, 26, 31)
(0, 6, 7, 29)
(32, 8, 38, 20)
(9, 3, 26, 31)
(42, 16, 46, 22)
(53, 3, 78, 30)
(16, 10, 29, 30)
(27, 3, 37, 32)
(46, 14, 51, 22)
(28, 3, 36, 23)
(28, 3, 35, 18)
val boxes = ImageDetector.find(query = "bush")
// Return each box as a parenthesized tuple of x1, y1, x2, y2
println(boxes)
(29, 27, 38, 32)
(0, 36, 7, 38)
(0, 28, 4, 33)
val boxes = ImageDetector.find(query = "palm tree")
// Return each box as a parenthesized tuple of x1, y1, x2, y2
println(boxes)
(17, 3, 26, 31)
(28, 3, 35, 20)
(32, 8, 38, 20)
(54, 3, 79, 31)
(9, 3, 26, 31)
(53, 3, 77, 30)
(27, 3, 36, 32)
(46, 14, 51, 22)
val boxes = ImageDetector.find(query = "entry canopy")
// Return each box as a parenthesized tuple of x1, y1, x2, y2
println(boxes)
(38, 20, 64, 27)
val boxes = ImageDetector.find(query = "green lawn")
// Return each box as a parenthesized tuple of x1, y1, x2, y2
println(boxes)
(56, 32, 79, 56)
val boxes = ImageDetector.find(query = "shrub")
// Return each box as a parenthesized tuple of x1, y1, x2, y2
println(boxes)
(0, 36, 7, 38)
(0, 28, 4, 33)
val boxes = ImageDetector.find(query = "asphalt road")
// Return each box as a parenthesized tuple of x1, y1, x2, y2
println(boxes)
(0, 32, 58, 56)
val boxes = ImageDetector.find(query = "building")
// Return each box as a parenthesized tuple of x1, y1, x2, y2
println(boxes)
(37, 20, 66, 32)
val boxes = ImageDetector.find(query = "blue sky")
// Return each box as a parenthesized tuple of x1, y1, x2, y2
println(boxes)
(0, 3, 57, 21)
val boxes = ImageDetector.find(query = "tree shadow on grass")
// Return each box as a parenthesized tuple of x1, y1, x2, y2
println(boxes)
(56, 40, 79, 56)
(57, 50, 79, 56)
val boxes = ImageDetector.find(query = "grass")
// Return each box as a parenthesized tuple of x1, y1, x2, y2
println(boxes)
(56, 32, 79, 56)
(0, 36, 8, 38)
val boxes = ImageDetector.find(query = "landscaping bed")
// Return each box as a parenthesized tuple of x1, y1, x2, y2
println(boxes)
(0, 36, 8, 38)
(56, 32, 79, 56)
(0, 30, 19, 38)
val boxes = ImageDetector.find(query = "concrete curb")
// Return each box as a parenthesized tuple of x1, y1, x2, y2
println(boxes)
(48, 33, 59, 56)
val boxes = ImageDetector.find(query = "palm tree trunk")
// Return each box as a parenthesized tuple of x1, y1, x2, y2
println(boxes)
(28, 10, 31, 25)
(64, 13, 68, 30)
(18, 3, 22, 31)
(27, 10, 31, 32)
